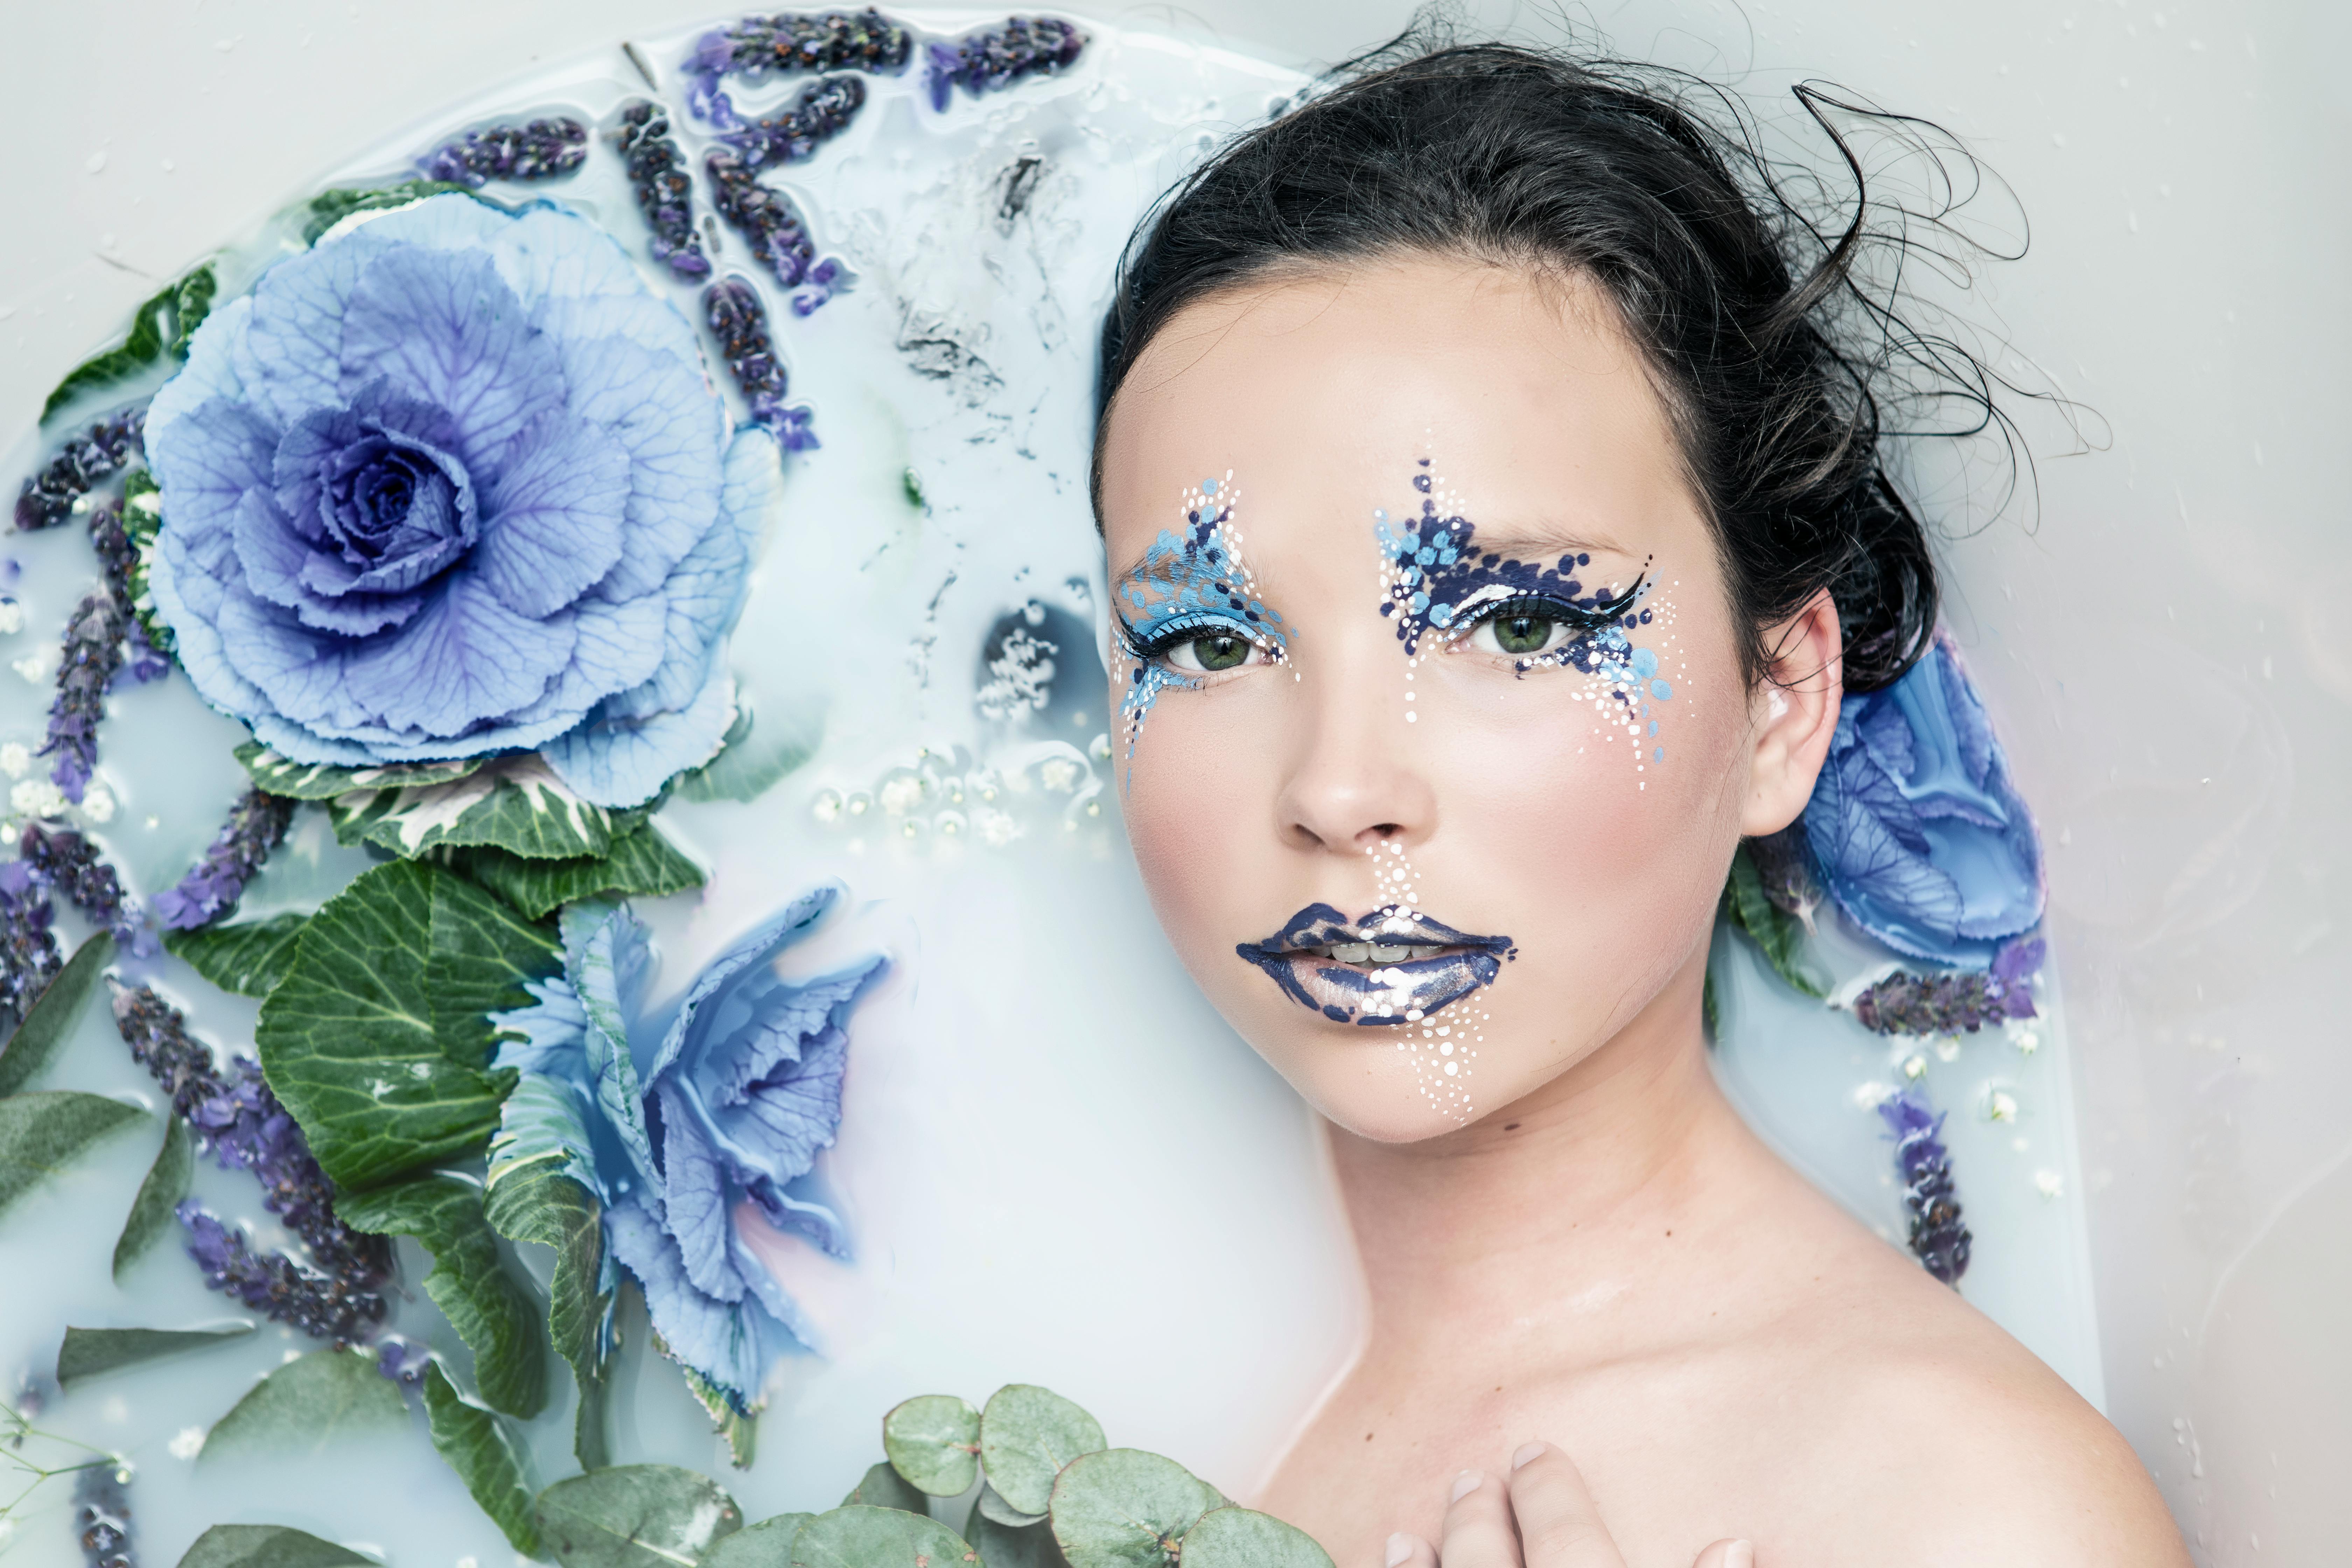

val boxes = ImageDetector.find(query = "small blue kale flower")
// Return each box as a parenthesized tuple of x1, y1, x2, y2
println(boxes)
(1804, 635, 2044, 966)
(142, 193, 781, 808)
(486, 886, 887, 1422)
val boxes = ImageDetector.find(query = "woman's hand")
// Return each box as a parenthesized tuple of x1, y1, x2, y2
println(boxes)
(1382, 1442, 1752, 1568)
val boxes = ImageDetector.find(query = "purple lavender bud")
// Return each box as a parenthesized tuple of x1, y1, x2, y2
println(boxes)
(611, 101, 712, 280)
(74, 1460, 134, 1568)
(1849, 961, 2038, 1037)
(1990, 935, 2046, 987)
(18, 822, 142, 953)
(703, 276, 818, 449)
(686, 6, 911, 132)
(176, 1202, 387, 1344)
(376, 1335, 430, 1390)
(40, 592, 127, 802)
(415, 118, 588, 188)
(705, 147, 841, 310)
(925, 17, 1086, 112)
(154, 788, 294, 931)
(0, 859, 62, 1032)
(12, 411, 144, 533)
(718, 74, 865, 170)
(1877, 1087, 1971, 1284)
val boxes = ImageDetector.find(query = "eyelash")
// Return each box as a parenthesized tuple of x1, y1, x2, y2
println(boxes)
(1449, 576, 1648, 649)
(1117, 611, 1270, 665)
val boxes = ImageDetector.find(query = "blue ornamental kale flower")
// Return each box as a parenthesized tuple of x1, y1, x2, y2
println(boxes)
(142, 194, 782, 808)
(486, 886, 887, 1417)
(1803, 635, 2044, 966)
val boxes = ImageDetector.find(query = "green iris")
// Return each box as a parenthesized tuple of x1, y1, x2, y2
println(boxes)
(1191, 632, 1251, 671)
(1494, 612, 1554, 654)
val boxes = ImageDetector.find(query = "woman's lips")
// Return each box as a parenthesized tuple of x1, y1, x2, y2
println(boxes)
(1236, 902, 1514, 1026)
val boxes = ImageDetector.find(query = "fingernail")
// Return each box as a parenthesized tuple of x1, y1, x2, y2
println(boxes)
(1510, 1441, 1546, 1471)
(1384, 1533, 1415, 1568)
(1726, 1541, 1754, 1568)
(1450, 1469, 1483, 1502)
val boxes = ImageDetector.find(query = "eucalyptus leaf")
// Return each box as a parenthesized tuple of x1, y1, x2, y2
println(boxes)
(975, 1485, 1045, 1529)
(113, 1115, 193, 1280)
(338, 1173, 546, 1418)
(1177, 1507, 1334, 1568)
(254, 861, 555, 1191)
(981, 1384, 1107, 1518)
(451, 826, 704, 922)
(966, 1511, 1070, 1568)
(1722, 847, 1828, 999)
(672, 708, 817, 805)
(57, 1323, 253, 1386)
(424, 1360, 541, 1556)
(535, 1464, 743, 1568)
(699, 1514, 813, 1568)
(0, 931, 114, 1094)
(166, 915, 310, 999)
(1046, 1450, 1222, 1568)
(789, 1506, 974, 1568)
(200, 1346, 409, 1462)
(175, 1524, 376, 1568)
(41, 264, 216, 421)
(235, 743, 481, 802)
(483, 1158, 612, 1467)
(840, 1462, 930, 1515)
(883, 1394, 981, 1496)
(0, 1092, 145, 1218)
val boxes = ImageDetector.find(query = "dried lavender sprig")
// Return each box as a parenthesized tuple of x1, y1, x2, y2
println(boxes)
(1877, 1086, 1971, 1284)
(176, 1204, 387, 1344)
(84, 503, 169, 686)
(74, 1461, 134, 1568)
(13, 412, 144, 533)
(718, 74, 865, 170)
(18, 824, 141, 953)
(416, 118, 588, 187)
(154, 788, 295, 931)
(110, 984, 391, 1283)
(612, 101, 711, 279)
(0, 860, 62, 1033)
(1850, 937, 2045, 1036)
(705, 147, 844, 312)
(40, 593, 126, 801)
(684, 8, 911, 130)
(924, 18, 1086, 112)
(704, 276, 817, 451)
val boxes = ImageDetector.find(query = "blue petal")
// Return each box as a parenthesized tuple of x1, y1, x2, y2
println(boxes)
(496, 592, 670, 741)
(656, 1084, 747, 1302)
(646, 886, 841, 1086)
(604, 1195, 787, 1414)
(212, 586, 369, 730)
(539, 662, 738, 809)
(150, 392, 281, 555)
(147, 296, 262, 459)
(556, 332, 727, 601)
(473, 412, 630, 617)
(608, 427, 775, 720)
(342, 574, 576, 736)
(233, 490, 426, 636)
(243, 237, 390, 427)
(341, 244, 566, 480)
(569, 906, 663, 1210)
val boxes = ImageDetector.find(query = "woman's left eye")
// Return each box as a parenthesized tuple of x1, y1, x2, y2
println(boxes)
(1460, 600, 1579, 658)
(1164, 630, 1263, 673)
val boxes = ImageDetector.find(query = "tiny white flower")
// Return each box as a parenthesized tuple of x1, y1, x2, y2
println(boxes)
(2009, 1027, 2040, 1057)
(80, 783, 117, 823)
(1851, 1080, 1895, 1109)
(12, 778, 68, 819)
(168, 1427, 205, 1460)
(1987, 1088, 2020, 1123)
(2035, 1170, 2064, 1199)
(0, 597, 22, 635)
(1038, 757, 1079, 792)
(1901, 1054, 1927, 1080)
(1933, 1034, 1961, 1062)
(0, 741, 27, 777)
(877, 775, 925, 814)
(13, 648, 56, 683)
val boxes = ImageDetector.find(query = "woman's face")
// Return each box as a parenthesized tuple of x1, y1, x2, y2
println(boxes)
(1098, 256, 1784, 1142)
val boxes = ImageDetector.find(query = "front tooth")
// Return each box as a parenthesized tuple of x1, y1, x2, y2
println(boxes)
(1366, 944, 1408, 961)
(1330, 942, 1371, 963)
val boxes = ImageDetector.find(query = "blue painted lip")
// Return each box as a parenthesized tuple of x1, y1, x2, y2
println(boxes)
(1236, 902, 1514, 1026)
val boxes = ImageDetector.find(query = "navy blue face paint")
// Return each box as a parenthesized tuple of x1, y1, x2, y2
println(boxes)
(1237, 901, 1514, 1026)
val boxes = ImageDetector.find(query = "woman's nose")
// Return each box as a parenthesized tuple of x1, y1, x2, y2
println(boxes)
(1273, 672, 1436, 855)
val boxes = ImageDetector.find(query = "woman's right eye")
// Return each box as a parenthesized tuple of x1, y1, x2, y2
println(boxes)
(1164, 630, 1261, 672)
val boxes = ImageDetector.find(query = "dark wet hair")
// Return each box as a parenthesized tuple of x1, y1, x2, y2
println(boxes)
(1092, 36, 2025, 693)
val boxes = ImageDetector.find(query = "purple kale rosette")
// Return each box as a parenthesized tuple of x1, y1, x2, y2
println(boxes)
(1803, 635, 2044, 967)
(141, 193, 779, 808)
(487, 886, 887, 1417)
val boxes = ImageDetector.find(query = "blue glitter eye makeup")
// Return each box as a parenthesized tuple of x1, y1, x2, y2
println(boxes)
(1111, 473, 1290, 773)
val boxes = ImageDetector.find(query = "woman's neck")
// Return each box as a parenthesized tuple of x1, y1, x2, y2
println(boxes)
(1326, 960, 1764, 1353)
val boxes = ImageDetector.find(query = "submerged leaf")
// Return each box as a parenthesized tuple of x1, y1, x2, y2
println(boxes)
(976, 1485, 1046, 1528)
(483, 1159, 612, 1467)
(700, 1514, 813, 1568)
(965, 1511, 1070, 1568)
(57, 1323, 253, 1386)
(535, 1464, 743, 1568)
(883, 1393, 981, 1496)
(1047, 1450, 1222, 1568)
(200, 1346, 409, 1462)
(113, 1115, 194, 1279)
(166, 915, 311, 999)
(0, 931, 115, 1096)
(840, 1461, 929, 1514)
(0, 1091, 145, 1217)
(982, 1384, 1106, 1517)
(1721, 846, 1828, 1000)
(41, 265, 217, 421)
(424, 1361, 541, 1556)
(789, 1506, 974, 1568)
(339, 1174, 546, 1418)
(671, 707, 817, 804)
(175, 1525, 376, 1568)
(300, 179, 474, 244)
(235, 743, 482, 802)
(1177, 1507, 1333, 1568)
(451, 826, 704, 921)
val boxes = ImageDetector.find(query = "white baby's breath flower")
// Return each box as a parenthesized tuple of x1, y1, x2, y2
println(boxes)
(168, 1426, 205, 1460)
(2033, 1169, 2064, 1200)
(0, 597, 22, 636)
(80, 782, 117, 822)
(0, 741, 27, 777)
(12, 778, 68, 819)
(13, 647, 55, 683)
(1987, 1088, 2021, 1123)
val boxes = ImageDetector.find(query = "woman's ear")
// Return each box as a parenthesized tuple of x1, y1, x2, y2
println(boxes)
(1740, 588, 1842, 836)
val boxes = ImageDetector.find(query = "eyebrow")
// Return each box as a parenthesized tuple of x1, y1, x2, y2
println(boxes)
(1450, 521, 1636, 567)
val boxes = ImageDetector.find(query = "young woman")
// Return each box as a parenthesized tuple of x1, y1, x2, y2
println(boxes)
(1090, 42, 2189, 1568)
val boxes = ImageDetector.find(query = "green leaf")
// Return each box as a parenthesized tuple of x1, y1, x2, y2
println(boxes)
(301, 180, 474, 245)
(450, 825, 704, 922)
(788, 1506, 974, 1568)
(1722, 847, 1829, 1000)
(57, 1323, 253, 1386)
(700, 1515, 814, 1568)
(324, 757, 630, 862)
(1701, 966, 1720, 1042)
(966, 1512, 1070, 1568)
(117, 471, 175, 656)
(0, 1091, 145, 1218)
(981, 1385, 1107, 1518)
(176, 1524, 376, 1568)
(674, 1359, 758, 1469)
(235, 742, 482, 802)
(1046, 1450, 1222, 1568)
(672, 707, 817, 805)
(0, 931, 114, 1094)
(41, 265, 217, 421)
(1176, 1507, 1332, 1568)
(883, 1394, 981, 1496)
(200, 1346, 410, 1462)
(424, 1360, 541, 1556)
(841, 1462, 930, 1514)
(483, 1160, 612, 1468)
(976, 1486, 1045, 1529)
(113, 1115, 193, 1279)
(255, 860, 556, 1190)
(338, 1172, 546, 1418)
(534, 1464, 743, 1568)
(166, 915, 310, 999)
